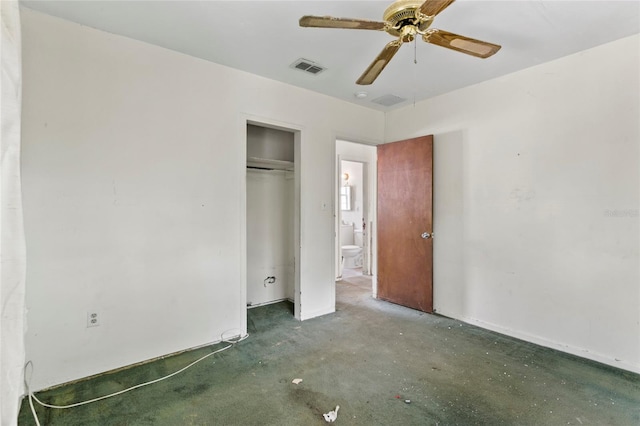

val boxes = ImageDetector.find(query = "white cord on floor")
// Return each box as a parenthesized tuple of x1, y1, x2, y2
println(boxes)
(25, 332, 249, 425)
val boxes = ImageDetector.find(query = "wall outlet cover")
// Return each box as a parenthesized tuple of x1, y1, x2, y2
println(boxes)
(87, 311, 100, 327)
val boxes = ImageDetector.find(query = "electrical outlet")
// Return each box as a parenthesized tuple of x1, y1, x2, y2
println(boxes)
(87, 311, 100, 328)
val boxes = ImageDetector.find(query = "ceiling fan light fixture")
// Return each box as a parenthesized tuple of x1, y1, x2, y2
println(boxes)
(298, 0, 501, 85)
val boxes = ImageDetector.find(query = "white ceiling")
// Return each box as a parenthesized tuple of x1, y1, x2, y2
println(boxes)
(20, 0, 640, 111)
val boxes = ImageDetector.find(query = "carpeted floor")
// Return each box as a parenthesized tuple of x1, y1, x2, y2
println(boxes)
(18, 277, 640, 425)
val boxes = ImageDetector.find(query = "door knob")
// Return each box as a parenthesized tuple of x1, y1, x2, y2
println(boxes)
(421, 232, 431, 239)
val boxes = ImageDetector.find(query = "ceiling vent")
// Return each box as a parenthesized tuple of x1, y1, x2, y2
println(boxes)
(371, 94, 407, 107)
(291, 58, 326, 75)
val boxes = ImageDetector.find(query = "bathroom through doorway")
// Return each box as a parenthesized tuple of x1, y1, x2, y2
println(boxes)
(335, 139, 377, 297)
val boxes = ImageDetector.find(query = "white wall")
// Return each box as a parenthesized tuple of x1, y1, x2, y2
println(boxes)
(246, 170, 294, 306)
(20, 8, 383, 390)
(385, 34, 640, 373)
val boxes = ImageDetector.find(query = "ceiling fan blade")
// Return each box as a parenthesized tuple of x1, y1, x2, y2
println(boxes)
(423, 29, 501, 58)
(299, 15, 387, 30)
(356, 40, 403, 85)
(419, 0, 456, 17)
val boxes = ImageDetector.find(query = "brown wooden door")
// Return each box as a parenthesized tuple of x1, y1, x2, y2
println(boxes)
(377, 135, 433, 313)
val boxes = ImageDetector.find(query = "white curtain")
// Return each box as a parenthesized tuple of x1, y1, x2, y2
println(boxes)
(1, 1, 27, 424)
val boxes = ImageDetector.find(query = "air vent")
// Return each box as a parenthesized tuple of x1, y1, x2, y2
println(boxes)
(371, 94, 407, 107)
(291, 58, 326, 75)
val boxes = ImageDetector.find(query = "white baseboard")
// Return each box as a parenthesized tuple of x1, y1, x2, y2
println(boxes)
(246, 298, 292, 309)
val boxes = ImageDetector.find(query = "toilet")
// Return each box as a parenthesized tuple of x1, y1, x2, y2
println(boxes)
(340, 223, 363, 275)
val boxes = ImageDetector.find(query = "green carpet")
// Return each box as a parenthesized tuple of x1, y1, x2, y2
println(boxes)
(19, 278, 640, 425)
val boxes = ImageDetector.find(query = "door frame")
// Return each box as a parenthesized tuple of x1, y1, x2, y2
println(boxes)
(334, 138, 378, 297)
(240, 115, 302, 335)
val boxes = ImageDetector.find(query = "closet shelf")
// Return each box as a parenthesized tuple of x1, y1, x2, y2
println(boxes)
(247, 157, 294, 171)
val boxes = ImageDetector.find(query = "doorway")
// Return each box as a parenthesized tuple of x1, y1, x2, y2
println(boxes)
(339, 160, 365, 278)
(243, 120, 301, 325)
(335, 139, 377, 297)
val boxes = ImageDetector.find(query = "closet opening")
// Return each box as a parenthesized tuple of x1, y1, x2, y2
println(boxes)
(245, 123, 299, 319)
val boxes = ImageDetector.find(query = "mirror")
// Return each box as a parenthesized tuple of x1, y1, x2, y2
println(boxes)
(340, 186, 351, 211)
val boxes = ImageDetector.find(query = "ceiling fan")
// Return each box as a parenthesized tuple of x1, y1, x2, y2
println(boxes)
(299, 0, 501, 85)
